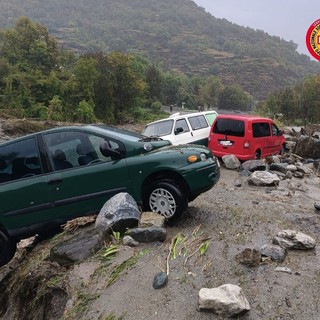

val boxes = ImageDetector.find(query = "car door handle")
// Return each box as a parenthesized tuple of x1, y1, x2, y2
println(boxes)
(48, 177, 63, 185)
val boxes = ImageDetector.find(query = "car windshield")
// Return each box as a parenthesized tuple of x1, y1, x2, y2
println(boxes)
(142, 120, 173, 137)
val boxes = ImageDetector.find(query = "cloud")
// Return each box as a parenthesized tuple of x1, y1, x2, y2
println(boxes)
(194, 0, 318, 57)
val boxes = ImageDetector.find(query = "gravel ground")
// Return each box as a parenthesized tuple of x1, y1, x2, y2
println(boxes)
(69, 166, 320, 320)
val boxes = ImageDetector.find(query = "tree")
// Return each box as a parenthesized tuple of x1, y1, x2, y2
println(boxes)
(300, 76, 320, 124)
(74, 56, 98, 103)
(198, 76, 222, 110)
(1, 17, 59, 73)
(160, 72, 181, 106)
(145, 65, 162, 103)
(218, 84, 253, 111)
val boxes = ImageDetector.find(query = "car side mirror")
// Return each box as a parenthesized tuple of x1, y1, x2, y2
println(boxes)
(174, 127, 184, 135)
(100, 142, 122, 160)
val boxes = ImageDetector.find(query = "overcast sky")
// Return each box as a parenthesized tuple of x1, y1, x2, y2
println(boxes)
(194, 0, 318, 58)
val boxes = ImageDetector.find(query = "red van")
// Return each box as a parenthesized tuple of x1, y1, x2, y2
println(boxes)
(208, 114, 286, 161)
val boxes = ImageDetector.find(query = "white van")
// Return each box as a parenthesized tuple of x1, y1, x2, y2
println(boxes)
(142, 110, 218, 146)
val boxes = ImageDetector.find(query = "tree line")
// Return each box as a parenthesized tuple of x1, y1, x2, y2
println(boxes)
(0, 17, 319, 126)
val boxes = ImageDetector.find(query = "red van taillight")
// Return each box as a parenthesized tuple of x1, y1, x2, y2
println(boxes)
(244, 141, 250, 148)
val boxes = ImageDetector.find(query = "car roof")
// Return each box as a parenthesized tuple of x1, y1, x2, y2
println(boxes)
(215, 114, 272, 122)
(146, 110, 218, 125)
(0, 124, 144, 146)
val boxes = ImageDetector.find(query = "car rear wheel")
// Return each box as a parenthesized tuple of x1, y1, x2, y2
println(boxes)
(0, 231, 17, 267)
(254, 149, 261, 160)
(144, 180, 188, 221)
(279, 145, 285, 156)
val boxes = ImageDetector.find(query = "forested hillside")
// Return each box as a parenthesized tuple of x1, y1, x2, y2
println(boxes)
(0, 0, 319, 100)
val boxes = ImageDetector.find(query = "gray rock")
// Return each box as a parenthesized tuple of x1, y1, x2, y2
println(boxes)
(139, 211, 166, 228)
(286, 164, 297, 171)
(293, 136, 320, 158)
(235, 248, 261, 267)
(241, 159, 266, 172)
(293, 171, 304, 179)
(275, 267, 292, 274)
(126, 226, 167, 243)
(122, 235, 139, 247)
(222, 154, 241, 170)
(273, 230, 316, 250)
(248, 171, 280, 186)
(95, 192, 141, 233)
(260, 244, 287, 262)
(50, 227, 107, 266)
(153, 272, 168, 289)
(199, 284, 250, 317)
(269, 163, 287, 174)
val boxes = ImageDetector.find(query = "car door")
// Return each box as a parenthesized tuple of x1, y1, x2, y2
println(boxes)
(43, 130, 132, 221)
(271, 123, 284, 153)
(0, 137, 54, 237)
(187, 114, 210, 145)
(173, 118, 194, 144)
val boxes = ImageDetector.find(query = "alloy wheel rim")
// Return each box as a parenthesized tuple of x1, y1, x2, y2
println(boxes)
(149, 187, 176, 219)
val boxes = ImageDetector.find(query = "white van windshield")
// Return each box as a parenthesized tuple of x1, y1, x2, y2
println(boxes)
(143, 119, 174, 137)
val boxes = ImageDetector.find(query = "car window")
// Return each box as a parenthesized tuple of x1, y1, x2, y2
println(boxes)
(43, 131, 124, 170)
(205, 112, 218, 125)
(143, 120, 173, 137)
(252, 122, 271, 137)
(0, 137, 42, 183)
(188, 115, 208, 130)
(213, 119, 245, 137)
(271, 123, 280, 136)
(175, 118, 189, 134)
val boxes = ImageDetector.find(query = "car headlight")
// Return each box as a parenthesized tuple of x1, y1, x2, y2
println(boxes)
(200, 153, 207, 162)
(187, 153, 207, 163)
(143, 143, 153, 151)
(187, 155, 198, 163)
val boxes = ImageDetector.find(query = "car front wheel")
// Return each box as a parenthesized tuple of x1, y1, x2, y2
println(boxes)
(144, 180, 188, 221)
(0, 231, 17, 267)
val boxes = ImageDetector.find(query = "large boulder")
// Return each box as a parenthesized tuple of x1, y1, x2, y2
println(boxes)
(50, 227, 107, 266)
(95, 192, 141, 233)
(293, 136, 320, 159)
(221, 154, 241, 170)
(248, 171, 280, 186)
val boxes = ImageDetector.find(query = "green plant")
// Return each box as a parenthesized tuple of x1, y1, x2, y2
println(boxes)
(112, 231, 121, 242)
(105, 255, 139, 287)
(199, 240, 210, 255)
(63, 291, 100, 319)
(100, 245, 119, 261)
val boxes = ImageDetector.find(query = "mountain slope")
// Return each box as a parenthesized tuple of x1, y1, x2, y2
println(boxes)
(0, 0, 319, 99)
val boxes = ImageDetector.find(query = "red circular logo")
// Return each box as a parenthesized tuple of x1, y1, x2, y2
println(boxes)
(306, 19, 320, 60)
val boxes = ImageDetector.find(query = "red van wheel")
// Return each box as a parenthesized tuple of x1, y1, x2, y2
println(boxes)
(254, 149, 261, 160)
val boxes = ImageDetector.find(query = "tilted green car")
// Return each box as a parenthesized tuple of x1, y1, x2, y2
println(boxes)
(0, 125, 220, 266)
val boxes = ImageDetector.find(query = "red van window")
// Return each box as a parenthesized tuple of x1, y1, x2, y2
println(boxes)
(252, 123, 271, 138)
(213, 119, 245, 137)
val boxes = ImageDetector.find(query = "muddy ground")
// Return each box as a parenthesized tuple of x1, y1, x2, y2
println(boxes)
(0, 165, 319, 320)
(0, 119, 320, 320)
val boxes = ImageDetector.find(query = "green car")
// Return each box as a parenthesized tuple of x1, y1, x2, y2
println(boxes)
(0, 125, 220, 266)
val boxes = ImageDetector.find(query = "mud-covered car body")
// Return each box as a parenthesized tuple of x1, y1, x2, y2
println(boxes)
(0, 125, 220, 266)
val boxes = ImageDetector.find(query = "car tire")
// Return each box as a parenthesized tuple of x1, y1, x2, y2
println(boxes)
(279, 144, 285, 156)
(144, 180, 188, 221)
(0, 231, 17, 267)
